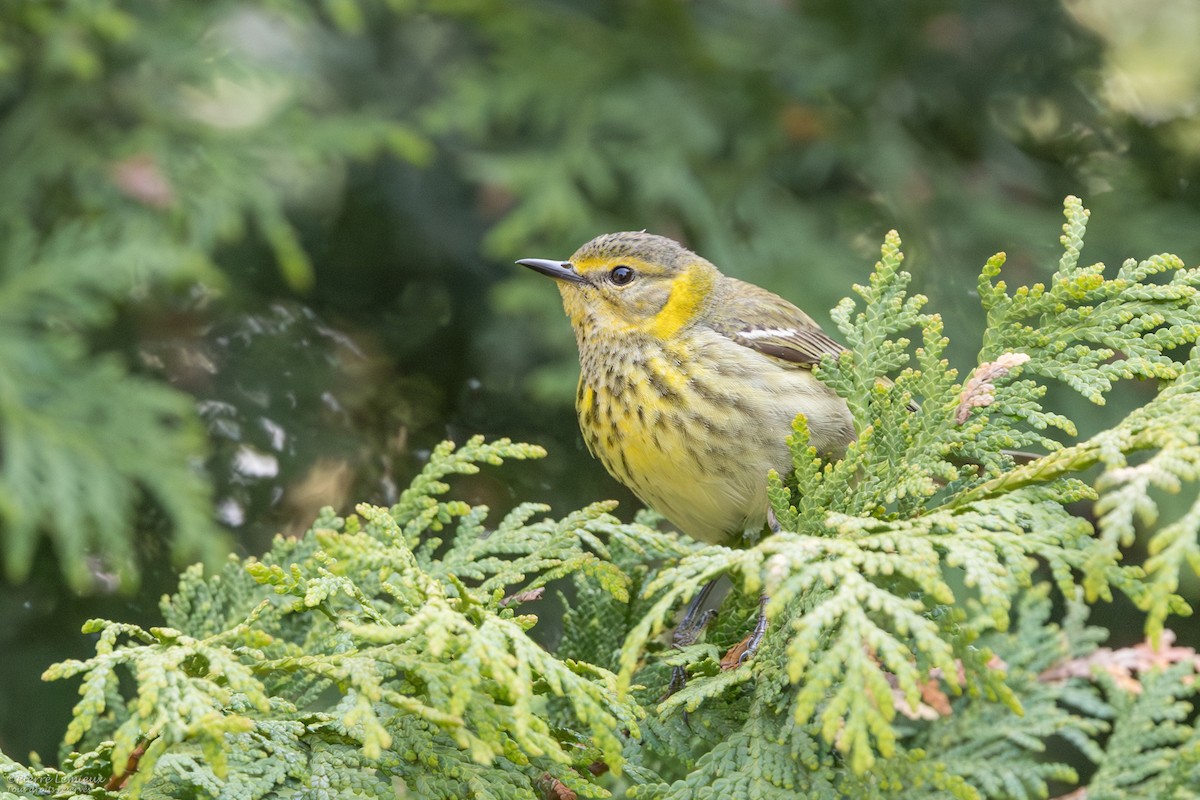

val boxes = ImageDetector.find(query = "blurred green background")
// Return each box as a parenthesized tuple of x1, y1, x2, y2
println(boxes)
(2, 0, 1199, 761)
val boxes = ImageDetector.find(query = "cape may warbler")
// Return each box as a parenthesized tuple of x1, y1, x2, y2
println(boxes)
(518, 232, 854, 545)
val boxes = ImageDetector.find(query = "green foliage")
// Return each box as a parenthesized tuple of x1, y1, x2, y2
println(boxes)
(912, 587, 1108, 799)
(5, 0, 1200, 791)
(0, 0, 428, 588)
(1, 437, 670, 799)
(979, 197, 1199, 402)
(3, 200, 1200, 798)
(614, 197, 1200, 790)
(1082, 665, 1200, 799)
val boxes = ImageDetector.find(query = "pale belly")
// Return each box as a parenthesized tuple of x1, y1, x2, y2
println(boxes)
(576, 331, 854, 544)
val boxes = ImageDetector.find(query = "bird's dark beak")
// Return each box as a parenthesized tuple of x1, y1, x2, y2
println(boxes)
(516, 258, 588, 285)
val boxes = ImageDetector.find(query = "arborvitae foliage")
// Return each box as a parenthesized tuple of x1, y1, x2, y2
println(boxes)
(1, 437, 680, 799)
(3, 198, 1200, 798)
(614, 197, 1200, 796)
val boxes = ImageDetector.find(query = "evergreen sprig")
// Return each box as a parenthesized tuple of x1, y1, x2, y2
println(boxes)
(1080, 663, 1200, 799)
(979, 197, 1200, 403)
(16, 438, 652, 799)
(913, 587, 1109, 800)
(955, 348, 1200, 641)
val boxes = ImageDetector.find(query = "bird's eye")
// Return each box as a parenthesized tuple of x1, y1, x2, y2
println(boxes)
(610, 265, 635, 285)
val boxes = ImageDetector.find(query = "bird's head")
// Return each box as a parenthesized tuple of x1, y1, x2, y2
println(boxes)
(517, 232, 720, 340)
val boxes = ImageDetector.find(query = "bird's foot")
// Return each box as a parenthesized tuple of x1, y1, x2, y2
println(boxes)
(672, 607, 717, 649)
(663, 608, 717, 699)
(720, 594, 769, 671)
(662, 582, 720, 699)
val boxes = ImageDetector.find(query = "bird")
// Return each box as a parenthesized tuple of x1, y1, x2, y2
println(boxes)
(517, 231, 856, 548)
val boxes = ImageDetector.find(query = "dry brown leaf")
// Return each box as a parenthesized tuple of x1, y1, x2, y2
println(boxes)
(500, 587, 545, 608)
(538, 774, 576, 800)
(1039, 630, 1200, 693)
(956, 352, 1032, 423)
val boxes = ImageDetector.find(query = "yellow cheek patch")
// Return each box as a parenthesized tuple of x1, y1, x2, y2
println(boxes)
(647, 264, 714, 340)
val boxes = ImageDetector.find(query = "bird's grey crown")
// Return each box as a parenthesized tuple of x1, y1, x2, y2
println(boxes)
(571, 231, 697, 272)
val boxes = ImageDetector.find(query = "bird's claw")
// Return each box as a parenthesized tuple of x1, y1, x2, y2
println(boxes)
(720, 595, 770, 670)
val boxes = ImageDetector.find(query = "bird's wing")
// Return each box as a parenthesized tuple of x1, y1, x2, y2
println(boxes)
(709, 278, 847, 367)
